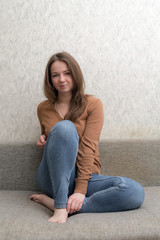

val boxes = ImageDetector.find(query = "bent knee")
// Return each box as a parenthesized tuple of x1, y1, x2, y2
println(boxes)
(50, 120, 79, 141)
(119, 177, 145, 209)
(135, 183, 145, 208)
(55, 120, 75, 129)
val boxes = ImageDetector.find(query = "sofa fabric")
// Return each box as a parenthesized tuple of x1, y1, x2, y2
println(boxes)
(0, 140, 160, 190)
(0, 188, 160, 240)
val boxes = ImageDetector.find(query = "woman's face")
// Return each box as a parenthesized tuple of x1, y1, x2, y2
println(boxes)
(50, 61, 74, 95)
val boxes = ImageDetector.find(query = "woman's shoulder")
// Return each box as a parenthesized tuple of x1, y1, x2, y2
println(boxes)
(86, 94, 103, 106)
(37, 99, 51, 113)
(85, 95, 103, 115)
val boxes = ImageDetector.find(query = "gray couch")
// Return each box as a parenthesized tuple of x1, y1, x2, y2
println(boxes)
(0, 140, 160, 240)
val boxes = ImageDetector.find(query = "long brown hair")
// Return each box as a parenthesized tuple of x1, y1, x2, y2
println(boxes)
(44, 52, 87, 121)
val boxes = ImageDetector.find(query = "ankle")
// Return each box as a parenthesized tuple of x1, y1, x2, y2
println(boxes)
(54, 208, 68, 214)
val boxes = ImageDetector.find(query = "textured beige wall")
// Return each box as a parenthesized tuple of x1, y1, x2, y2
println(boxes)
(1, 0, 160, 143)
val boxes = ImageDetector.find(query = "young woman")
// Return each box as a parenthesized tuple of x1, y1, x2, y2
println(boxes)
(30, 52, 145, 223)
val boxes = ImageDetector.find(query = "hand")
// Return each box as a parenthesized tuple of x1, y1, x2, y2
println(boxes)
(67, 193, 85, 214)
(37, 135, 47, 149)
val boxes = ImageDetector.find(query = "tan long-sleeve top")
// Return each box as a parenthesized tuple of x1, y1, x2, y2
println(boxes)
(37, 95, 104, 194)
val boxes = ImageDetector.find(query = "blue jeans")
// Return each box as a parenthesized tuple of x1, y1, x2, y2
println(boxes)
(36, 120, 145, 212)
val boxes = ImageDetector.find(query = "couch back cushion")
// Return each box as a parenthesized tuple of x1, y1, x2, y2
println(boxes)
(0, 140, 160, 190)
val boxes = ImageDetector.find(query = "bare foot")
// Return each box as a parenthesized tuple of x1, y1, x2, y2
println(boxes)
(48, 208, 68, 223)
(30, 194, 54, 212)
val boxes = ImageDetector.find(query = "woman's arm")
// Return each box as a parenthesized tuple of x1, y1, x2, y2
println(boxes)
(75, 98, 104, 194)
(67, 98, 104, 213)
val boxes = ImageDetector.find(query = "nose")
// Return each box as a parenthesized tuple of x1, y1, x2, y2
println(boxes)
(59, 74, 65, 82)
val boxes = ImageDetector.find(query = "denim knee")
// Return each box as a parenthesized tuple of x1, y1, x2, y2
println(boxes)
(134, 183, 145, 208)
(49, 120, 79, 142)
(119, 177, 145, 209)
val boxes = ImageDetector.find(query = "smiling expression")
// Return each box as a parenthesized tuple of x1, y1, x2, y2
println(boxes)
(50, 61, 74, 95)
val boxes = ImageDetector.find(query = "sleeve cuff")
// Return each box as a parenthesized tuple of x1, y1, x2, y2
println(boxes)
(74, 180, 88, 195)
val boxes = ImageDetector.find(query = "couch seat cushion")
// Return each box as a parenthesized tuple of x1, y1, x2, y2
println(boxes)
(0, 187, 160, 240)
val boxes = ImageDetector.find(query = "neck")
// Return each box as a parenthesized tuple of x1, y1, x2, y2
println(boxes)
(57, 92, 72, 105)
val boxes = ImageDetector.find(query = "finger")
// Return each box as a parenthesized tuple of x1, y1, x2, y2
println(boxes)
(77, 202, 83, 212)
(73, 201, 80, 212)
(70, 201, 76, 214)
(37, 140, 45, 149)
(67, 199, 72, 212)
(40, 136, 45, 143)
(43, 135, 47, 141)
(74, 201, 83, 213)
